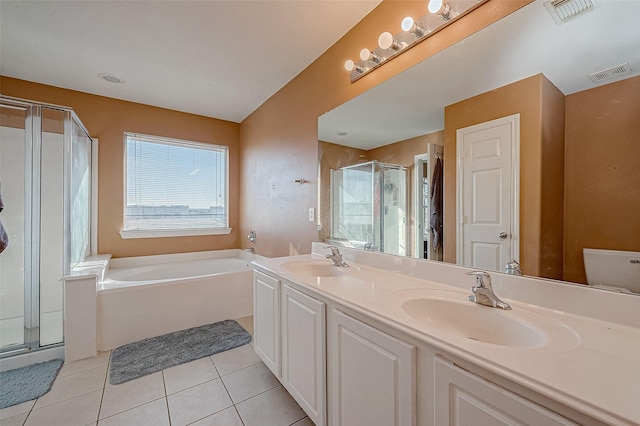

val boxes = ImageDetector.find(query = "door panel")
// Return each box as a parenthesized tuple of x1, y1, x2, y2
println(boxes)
(253, 271, 280, 377)
(457, 115, 519, 272)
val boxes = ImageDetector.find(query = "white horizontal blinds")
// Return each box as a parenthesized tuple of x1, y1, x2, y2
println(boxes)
(124, 134, 227, 231)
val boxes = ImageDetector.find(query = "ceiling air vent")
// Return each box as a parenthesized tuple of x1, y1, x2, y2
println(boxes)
(544, 0, 594, 25)
(589, 63, 633, 83)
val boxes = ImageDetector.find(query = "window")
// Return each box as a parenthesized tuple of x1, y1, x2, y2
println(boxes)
(121, 133, 229, 238)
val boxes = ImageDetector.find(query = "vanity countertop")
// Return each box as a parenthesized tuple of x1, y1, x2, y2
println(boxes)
(252, 247, 640, 426)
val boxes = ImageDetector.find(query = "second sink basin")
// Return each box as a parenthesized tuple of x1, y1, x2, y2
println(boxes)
(282, 260, 347, 277)
(402, 297, 545, 347)
(393, 289, 580, 350)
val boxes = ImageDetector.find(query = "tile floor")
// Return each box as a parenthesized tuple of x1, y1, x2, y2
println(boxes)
(0, 317, 314, 426)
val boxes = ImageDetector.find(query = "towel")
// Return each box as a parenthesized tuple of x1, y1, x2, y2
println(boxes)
(0, 182, 8, 254)
(429, 157, 443, 250)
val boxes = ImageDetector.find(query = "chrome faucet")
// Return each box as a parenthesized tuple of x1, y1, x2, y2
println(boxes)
(505, 260, 522, 276)
(325, 246, 349, 267)
(466, 271, 511, 310)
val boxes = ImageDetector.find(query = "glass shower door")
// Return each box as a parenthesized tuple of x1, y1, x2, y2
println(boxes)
(0, 98, 92, 360)
(381, 166, 408, 256)
(39, 107, 66, 346)
(0, 102, 30, 352)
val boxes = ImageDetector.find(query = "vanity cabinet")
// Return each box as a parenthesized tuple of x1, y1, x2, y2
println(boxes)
(253, 270, 327, 426)
(282, 283, 326, 426)
(254, 265, 598, 426)
(253, 270, 281, 377)
(330, 308, 415, 426)
(434, 357, 577, 426)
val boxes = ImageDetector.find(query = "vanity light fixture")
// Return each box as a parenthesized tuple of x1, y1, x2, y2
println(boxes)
(344, 0, 488, 83)
(401, 17, 427, 37)
(344, 59, 364, 74)
(428, 0, 455, 21)
(360, 49, 382, 64)
(378, 32, 404, 51)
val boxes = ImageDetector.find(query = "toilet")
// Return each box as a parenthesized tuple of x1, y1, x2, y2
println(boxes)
(583, 248, 640, 294)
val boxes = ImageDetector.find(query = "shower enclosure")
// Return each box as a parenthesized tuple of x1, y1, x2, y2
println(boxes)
(329, 161, 408, 256)
(0, 96, 93, 360)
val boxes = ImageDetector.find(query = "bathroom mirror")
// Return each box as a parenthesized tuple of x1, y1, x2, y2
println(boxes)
(317, 0, 640, 290)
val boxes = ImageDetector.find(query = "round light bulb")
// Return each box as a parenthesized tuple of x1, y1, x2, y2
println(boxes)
(378, 32, 394, 50)
(428, 0, 443, 14)
(344, 60, 355, 72)
(401, 17, 414, 32)
(360, 49, 371, 61)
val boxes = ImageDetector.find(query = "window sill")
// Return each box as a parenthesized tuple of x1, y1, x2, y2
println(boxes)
(119, 228, 232, 239)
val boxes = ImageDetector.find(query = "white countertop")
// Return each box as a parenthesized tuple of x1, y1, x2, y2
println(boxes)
(253, 244, 640, 426)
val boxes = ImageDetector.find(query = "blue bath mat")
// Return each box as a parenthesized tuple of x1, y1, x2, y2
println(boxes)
(109, 319, 251, 385)
(0, 359, 64, 409)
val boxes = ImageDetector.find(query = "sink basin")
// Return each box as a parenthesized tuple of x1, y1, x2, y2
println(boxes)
(402, 296, 546, 348)
(282, 260, 347, 277)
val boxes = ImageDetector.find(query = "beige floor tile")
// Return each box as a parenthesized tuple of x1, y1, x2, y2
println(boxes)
(34, 365, 107, 409)
(167, 378, 233, 426)
(234, 316, 253, 333)
(235, 386, 305, 426)
(1, 412, 29, 426)
(211, 344, 260, 376)
(163, 357, 218, 395)
(99, 372, 164, 419)
(0, 399, 35, 419)
(25, 390, 102, 426)
(59, 351, 111, 377)
(97, 398, 169, 426)
(292, 417, 315, 426)
(190, 406, 244, 426)
(221, 362, 280, 403)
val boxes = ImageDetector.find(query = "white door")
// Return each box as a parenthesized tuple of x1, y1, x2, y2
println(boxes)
(281, 284, 326, 426)
(456, 114, 519, 272)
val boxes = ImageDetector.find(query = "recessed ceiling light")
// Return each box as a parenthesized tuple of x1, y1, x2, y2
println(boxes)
(98, 73, 124, 84)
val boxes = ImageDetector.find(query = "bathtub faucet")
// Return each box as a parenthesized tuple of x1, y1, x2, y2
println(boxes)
(325, 246, 349, 267)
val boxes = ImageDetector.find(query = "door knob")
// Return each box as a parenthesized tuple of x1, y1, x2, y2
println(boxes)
(498, 232, 508, 239)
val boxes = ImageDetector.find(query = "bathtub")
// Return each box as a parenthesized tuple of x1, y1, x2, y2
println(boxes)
(97, 250, 254, 350)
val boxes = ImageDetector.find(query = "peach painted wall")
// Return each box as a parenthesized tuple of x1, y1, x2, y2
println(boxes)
(443, 74, 565, 278)
(239, 0, 530, 257)
(563, 75, 640, 284)
(539, 77, 566, 279)
(1, 76, 241, 258)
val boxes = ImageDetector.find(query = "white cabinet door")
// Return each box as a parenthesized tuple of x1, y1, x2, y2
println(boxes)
(330, 308, 415, 426)
(435, 357, 577, 425)
(253, 270, 280, 377)
(282, 284, 326, 426)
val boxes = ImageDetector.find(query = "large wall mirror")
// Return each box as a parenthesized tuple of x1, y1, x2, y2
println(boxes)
(317, 0, 640, 293)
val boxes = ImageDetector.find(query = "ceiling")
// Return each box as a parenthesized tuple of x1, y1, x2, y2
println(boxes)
(0, 0, 381, 123)
(318, 0, 640, 149)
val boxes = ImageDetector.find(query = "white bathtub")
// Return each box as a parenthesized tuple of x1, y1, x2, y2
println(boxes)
(97, 250, 254, 350)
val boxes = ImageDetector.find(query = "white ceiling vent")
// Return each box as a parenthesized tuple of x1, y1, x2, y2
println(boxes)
(544, 0, 594, 25)
(589, 63, 633, 83)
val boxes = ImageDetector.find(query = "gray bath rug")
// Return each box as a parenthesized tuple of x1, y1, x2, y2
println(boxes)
(109, 319, 251, 385)
(0, 359, 64, 409)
